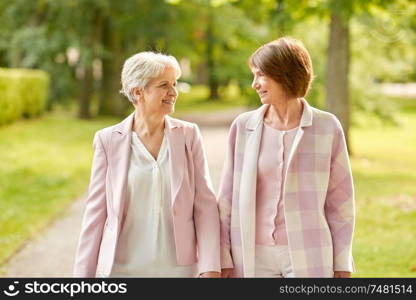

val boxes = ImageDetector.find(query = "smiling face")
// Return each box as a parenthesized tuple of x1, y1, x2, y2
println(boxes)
(133, 66, 178, 116)
(250, 66, 287, 105)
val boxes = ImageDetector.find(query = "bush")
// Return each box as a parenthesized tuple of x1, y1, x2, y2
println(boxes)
(0, 70, 23, 125)
(0, 68, 49, 125)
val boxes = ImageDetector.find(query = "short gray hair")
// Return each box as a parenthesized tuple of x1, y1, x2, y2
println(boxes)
(120, 51, 182, 102)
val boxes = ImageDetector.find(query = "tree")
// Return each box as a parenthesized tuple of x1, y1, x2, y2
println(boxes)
(97, 3, 127, 117)
(60, 0, 110, 119)
(325, 0, 352, 150)
(324, 0, 398, 153)
(190, 0, 263, 100)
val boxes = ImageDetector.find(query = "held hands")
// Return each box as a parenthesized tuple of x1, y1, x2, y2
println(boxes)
(219, 269, 350, 278)
(221, 268, 234, 278)
(204, 269, 350, 278)
(334, 271, 351, 278)
(199, 271, 221, 278)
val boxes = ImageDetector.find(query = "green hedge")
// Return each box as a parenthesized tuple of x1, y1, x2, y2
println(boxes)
(0, 68, 50, 125)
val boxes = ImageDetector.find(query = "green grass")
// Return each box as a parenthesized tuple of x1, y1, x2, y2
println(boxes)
(0, 112, 118, 269)
(351, 107, 416, 277)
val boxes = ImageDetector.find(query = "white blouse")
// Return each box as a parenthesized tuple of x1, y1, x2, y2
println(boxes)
(110, 131, 195, 277)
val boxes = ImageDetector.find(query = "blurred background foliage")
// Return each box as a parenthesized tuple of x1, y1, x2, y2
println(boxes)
(0, 0, 415, 153)
(0, 0, 414, 117)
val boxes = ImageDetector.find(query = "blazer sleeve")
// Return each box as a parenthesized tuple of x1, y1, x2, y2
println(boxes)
(324, 118, 355, 273)
(217, 121, 237, 269)
(191, 124, 221, 274)
(73, 131, 108, 277)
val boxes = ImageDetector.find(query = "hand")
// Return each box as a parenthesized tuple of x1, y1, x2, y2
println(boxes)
(199, 271, 221, 278)
(221, 268, 234, 278)
(334, 271, 351, 278)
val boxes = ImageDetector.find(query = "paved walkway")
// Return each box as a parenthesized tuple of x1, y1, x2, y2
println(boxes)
(2, 125, 230, 277)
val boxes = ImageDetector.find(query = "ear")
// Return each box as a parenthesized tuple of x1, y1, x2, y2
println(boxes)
(132, 87, 143, 103)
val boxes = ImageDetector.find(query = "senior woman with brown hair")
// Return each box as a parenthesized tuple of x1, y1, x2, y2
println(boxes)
(73, 51, 221, 278)
(219, 37, 355, 278)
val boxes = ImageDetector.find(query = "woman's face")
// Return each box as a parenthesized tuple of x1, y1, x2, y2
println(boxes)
(134, 66, 178, 116)
(250, 66, 287, 105)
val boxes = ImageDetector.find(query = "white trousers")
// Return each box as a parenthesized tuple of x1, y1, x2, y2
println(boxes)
(255, 245, 294, 278)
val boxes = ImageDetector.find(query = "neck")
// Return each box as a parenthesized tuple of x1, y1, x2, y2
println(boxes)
(133, 109, 165, 136)
(265, 97, 303, 128)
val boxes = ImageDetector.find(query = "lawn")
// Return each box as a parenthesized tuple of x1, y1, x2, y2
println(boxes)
(0, 112, 118, 271)
(351, 102, 416, 277)
(0, 94, 415, 277)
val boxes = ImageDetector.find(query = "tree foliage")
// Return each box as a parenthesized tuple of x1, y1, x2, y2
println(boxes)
(0, 0, 414, 124)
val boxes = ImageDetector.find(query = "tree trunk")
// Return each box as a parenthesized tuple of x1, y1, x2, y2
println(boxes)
(0, 50, 6, 67)
(206, 10, 219, 100)
(325, 11, 351, 153)
(98, 18, 128, 116)
(79, 66, 93, 119)
(275, 0, 285, 36)
(79, 7, 103, 119)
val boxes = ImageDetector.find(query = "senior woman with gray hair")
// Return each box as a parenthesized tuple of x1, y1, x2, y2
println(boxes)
(73, 51, 221, 278)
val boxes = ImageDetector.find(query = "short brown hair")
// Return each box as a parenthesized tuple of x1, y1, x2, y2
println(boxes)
(249, 37, 313, 98)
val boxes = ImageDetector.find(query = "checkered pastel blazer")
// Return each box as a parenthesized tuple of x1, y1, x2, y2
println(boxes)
(218, 99, 355, 277)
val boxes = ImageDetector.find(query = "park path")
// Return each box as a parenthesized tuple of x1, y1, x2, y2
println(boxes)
(2, 125, 231, 277)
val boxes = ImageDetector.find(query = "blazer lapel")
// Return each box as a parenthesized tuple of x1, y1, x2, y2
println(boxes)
(285, 98, 313, 176)
(109, 113, 134, 220)
(239, 104, 268, 277)
(165, 116, 185, 206)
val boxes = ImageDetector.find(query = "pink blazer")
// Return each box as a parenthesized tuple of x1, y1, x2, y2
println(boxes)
(218, 99, 355, 277)
(73, 113, 220, 277)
